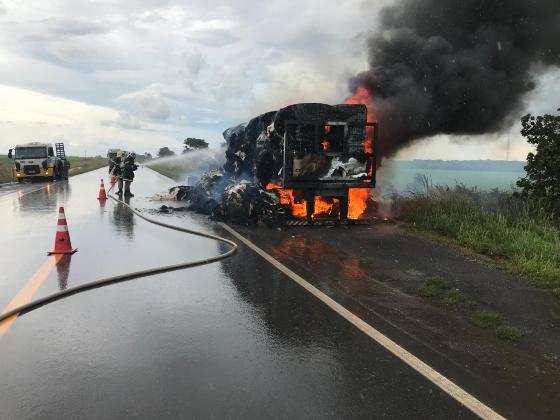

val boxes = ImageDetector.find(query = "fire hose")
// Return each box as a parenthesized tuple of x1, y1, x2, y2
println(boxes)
(0, 189, 238, 324)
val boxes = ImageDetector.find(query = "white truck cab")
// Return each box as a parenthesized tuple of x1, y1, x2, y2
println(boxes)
(8, 142, 69, 182)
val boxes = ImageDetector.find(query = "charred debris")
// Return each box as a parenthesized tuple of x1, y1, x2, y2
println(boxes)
(164, 103, 379, 226)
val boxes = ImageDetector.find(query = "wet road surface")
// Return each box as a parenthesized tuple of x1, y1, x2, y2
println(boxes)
(0, 167, 485, 418)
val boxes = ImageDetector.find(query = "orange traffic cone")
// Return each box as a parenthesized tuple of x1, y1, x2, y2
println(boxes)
(98, 179, 107, 200)
(48, 207, 78, 255)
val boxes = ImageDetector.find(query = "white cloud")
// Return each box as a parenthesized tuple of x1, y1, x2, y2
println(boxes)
(116, 84, 171, 120)
(0, 85, 179, 155)
(101, 111, 142, 130)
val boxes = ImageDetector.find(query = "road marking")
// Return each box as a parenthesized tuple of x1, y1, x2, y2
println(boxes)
(0, 256, 61, 337)
(220, 223, 505, 420)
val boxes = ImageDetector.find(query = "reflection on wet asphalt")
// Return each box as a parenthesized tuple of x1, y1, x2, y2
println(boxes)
(0, 168, 473, 418)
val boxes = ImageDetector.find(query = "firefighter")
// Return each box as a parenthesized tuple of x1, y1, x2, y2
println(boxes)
(120, 152, 138, 197)
(113, 151, 124, 196)
(108, 155, 116, 175)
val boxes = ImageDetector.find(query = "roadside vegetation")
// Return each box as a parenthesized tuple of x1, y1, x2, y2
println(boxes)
(394, 112, 560, 292)
(0, 155, 107, 182)
(0, 156, 12, 182)
(395, 183, 560, 290)
(146, 163, 182, 181)
(67, 157, 108, 176)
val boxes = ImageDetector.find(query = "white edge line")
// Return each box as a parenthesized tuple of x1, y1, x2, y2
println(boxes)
(219, 222, 506, 420)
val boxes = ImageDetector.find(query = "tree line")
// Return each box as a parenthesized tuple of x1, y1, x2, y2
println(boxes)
(157, 138, 209, 158)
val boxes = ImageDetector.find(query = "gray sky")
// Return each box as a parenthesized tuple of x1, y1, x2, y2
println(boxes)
(0, 0, 557, 159)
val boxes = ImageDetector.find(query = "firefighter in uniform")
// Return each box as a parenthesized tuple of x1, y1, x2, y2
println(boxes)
(120, 152, 138, 197)
(113, 152, 124, 195)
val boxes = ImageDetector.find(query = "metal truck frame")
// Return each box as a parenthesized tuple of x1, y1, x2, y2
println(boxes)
(280, 118, 378, 223)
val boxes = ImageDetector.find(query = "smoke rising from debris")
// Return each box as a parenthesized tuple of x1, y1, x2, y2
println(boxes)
(351, 0, 560, 157)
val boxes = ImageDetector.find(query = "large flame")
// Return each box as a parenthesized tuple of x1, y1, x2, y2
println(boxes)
(348, 188, 370, 219)
(266, 183, 370, 220)
(344, 86, 376, 219)
(266, 183, 307, 218)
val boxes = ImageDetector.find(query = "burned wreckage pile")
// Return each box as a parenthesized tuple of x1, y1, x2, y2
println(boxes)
(169, 103, 378, 226)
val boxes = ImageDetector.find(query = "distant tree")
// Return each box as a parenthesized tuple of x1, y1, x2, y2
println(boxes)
(143, 152, 152, 159)
(517, 110, 560, 213)
(183, 138, 209, 154)
(158, 147, 175, 158)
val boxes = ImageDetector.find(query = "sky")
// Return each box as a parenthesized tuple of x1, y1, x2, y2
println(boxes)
(0, 0, 558, 160)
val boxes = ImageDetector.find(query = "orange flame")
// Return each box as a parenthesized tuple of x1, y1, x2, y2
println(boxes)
(267, 183, 371, 220)
(348, 188, 370, 219)
(312, 196, 339, 219)
(266, 183, 307, 218)
(344, 85, 376, 219)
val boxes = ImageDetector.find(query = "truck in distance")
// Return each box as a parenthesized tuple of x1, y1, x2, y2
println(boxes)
(7, 142, 70, 182)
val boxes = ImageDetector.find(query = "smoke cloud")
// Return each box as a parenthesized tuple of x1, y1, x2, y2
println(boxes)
(352, 0, 560, 157)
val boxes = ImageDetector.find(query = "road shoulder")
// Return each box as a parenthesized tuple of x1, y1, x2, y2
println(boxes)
(229, 222, 560, 419)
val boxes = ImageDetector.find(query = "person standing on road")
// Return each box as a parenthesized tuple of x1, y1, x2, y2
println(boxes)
(113, 152, 124, 196)
(121, 152, 138, 197)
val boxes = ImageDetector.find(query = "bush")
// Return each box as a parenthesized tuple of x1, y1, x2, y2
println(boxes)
(517, 112, 560, 214)
(443, 288, 463, 305)
(471, 310, 503, 329)
(495, 325, 522, 343)
(419, 277, 448, 298)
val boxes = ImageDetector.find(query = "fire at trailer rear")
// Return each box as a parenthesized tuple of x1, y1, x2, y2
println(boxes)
(269, 103, 377, 223)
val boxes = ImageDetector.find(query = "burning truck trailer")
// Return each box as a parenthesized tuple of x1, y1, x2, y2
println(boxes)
(172, 103, 379, 226)
(264, 103, 378, 225)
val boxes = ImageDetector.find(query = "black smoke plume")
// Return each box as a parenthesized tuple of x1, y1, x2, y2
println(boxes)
(352, 0, 560, 157)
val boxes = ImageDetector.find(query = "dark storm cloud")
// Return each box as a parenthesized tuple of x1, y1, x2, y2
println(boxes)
(352, 0, 560, 157)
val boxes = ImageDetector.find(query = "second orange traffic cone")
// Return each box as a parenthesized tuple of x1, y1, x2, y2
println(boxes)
(48, 206, 78, 255)
(98, 179, 107, 200)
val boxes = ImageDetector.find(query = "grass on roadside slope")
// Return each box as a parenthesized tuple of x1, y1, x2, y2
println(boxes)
(0, 156, 11, 182)
(0, 155, 107, 182)
(146, 163, 183, 181)
(395, 185, 560, 290)
(67, 157, 108, 176)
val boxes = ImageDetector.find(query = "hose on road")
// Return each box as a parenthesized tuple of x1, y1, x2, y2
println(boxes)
(0, 191, 238, 323)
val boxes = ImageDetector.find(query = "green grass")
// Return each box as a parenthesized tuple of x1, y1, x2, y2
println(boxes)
(495, 325, 522, 343)
(0, 155, 107, 182)
(418, 277, 448, 298)
(146, 163, 182, 181)
(67, 157, 108, 176)
(471, 310, 503, 329)
(0, 156, 11, 182)
(395, 185, 560, 290)
(359, 257, 376, 269)
(443, 288, 463, 305)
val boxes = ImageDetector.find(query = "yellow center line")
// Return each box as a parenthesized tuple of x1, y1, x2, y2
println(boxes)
(0, 255, 62, 337)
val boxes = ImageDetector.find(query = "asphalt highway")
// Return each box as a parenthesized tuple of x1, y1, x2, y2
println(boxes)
(0, 167, 494, 418)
